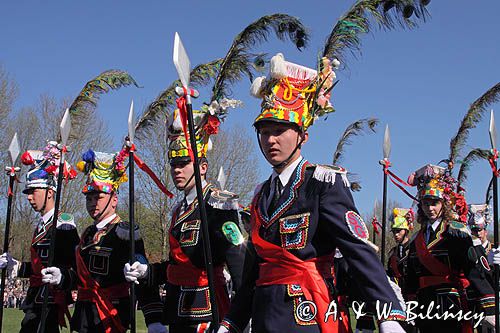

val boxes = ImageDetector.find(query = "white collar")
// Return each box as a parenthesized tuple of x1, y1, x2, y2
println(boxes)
(428, 219, 442, 232)
(184, 180, 207, 205)
(95, 213, 117, 230)
(41, 208, 55, 224)
(271, 156, 303, 188)
(482, 239, 490, 248)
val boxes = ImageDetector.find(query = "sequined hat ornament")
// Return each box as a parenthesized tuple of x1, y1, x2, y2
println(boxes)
(77, 148, 128, 194)
(390, 208, 415, 231)
(21, 141, 77, 193)
(250, 53, 339, 131)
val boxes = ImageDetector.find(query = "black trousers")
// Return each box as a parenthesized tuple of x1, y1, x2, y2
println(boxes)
(20, 306, 59, 333)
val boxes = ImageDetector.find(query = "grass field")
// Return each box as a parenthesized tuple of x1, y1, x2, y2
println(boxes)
(1, 308, 148, 332)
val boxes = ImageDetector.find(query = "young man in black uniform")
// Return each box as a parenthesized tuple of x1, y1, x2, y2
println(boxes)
(387, 208, 414, 292)
(219, 53, 406, 333)
(63, 148, 164, 333)
(405, 164, 495, 332)
(125, 107, 245, 333)
(0, 142, 79, 332)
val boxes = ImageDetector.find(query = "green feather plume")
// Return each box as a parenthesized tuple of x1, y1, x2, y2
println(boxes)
(332, 118, 379, 164)
(449, 82, 500, 168)
(69, 69, 139, 116)
(323, 0, 428, 65)
(211, 13, 309, 101)
(135, 59, 222, 135)
(457, 148, 490, 188)
(136, 14, 309, 137)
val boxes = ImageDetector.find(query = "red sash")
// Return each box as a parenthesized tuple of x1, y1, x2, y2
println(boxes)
(75, 240, 127, 333)
(30, 231, 70, 328)
(167, 209, 229, 320)
(251, 203, 345, 333)
(415, 229, 472, 333)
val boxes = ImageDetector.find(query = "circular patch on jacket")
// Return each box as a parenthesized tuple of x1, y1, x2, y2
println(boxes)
(480, 256, 491, 271)
(222, 221, 244, 246)
(345, 211, 368, 241)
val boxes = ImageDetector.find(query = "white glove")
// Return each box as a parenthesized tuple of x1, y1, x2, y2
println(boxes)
(124, 261, 148, 284)
(41, 267, 62, 285)
(483, 315, 495, 328)
(0, 252, 15, 269)
(217, 326, 230, 333)
(147, 322, 168, 333)
(492, 247, 500, 265)
(379, 321, 405, 333)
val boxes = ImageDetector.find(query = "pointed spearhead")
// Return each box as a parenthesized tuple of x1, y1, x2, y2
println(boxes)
(173, 32, 191, 88)
(60, 108, 71, 147)
(217, 166, 227, 191)
(128, 100, 135, 144)
(489, 109, 497, 150)
(383, 124, 391, 159)
(8, 133, 20, 166)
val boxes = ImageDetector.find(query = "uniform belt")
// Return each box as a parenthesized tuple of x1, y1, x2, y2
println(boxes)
(256, 257, 333, 286)
(419, 275, 469, 289)
(167, 264, 225, 287)
(77, 282, 129, 302)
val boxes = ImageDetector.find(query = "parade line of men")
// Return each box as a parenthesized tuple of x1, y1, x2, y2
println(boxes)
(0, 53, 499, 333)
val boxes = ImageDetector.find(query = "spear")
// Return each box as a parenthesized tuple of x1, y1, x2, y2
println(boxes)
(0, 133, 20, 332)
(127, 100, 137, 333)
(38, 109, 71, 333)
(173, 32, 219, 332)
(488, 110, 499, 330)
(379, 125, 391, 265)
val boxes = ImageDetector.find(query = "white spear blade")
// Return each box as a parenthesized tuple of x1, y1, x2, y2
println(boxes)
(173, 32, 191, 88)
(383, 124, 391, 159)
(489, 109, 497, 150)
(217, 166, 227, 191)
(8, 133, 20, 165)
(60, 108, 71, 146)
(128, 100, 135, 144)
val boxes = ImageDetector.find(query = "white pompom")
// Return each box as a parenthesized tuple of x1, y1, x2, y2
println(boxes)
(332, 59, 340, 69)
(250, 76, 266, 98)
(270, 53, 288, 79)
(207, 138, 213, 152)
(172, 110, 183, 131)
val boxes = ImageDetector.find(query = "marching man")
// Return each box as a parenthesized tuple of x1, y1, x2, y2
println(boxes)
(0, 142, 79, 333)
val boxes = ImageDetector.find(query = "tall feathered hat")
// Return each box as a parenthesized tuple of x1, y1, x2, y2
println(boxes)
(167, 99, 241, 163)
(21, 141, 77, 193)
(407, 164, 468, 222)
(391, 208, 415, 231)
(77, 148, 129, 194)
(250, 53, 338, 131)
(467, 204, 491, 230)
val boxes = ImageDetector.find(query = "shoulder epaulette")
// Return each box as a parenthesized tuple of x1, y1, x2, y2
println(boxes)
(116, 221, 142, 241)
(446, 220, 471, 238)
(208, 187, 239, 210)
(254, 182, 265, 196)
(309, 164, 349, 187)
(56, 213, 76, 230)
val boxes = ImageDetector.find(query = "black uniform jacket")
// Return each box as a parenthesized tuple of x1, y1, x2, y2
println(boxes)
(147, 183, 244, 325)
(221, 160, 405, 333)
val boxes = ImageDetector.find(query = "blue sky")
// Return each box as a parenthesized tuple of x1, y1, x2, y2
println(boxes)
(1, 1, 499, 217)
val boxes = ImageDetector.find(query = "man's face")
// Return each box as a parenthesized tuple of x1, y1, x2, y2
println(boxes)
(257, 122, 308, 167)
(85, 191, 117, 220)
(472, 227, 488, 242)
(391, 228, 407, 243)
(421, 198, 443, 220)
(170, 160, 208, 191)
(26, 188, 53, 212)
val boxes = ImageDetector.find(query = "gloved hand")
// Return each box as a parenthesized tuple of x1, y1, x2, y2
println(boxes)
(123, 261, 148, 284)
(41, 267, 62, 285)
(216, 326, 230, 333)
(379, 321, 405, 333)
(0, 252, 15, 269)
(492, 247, 500, 265)
(147, 322, 168, 333)
(483, 315, 495, 328)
